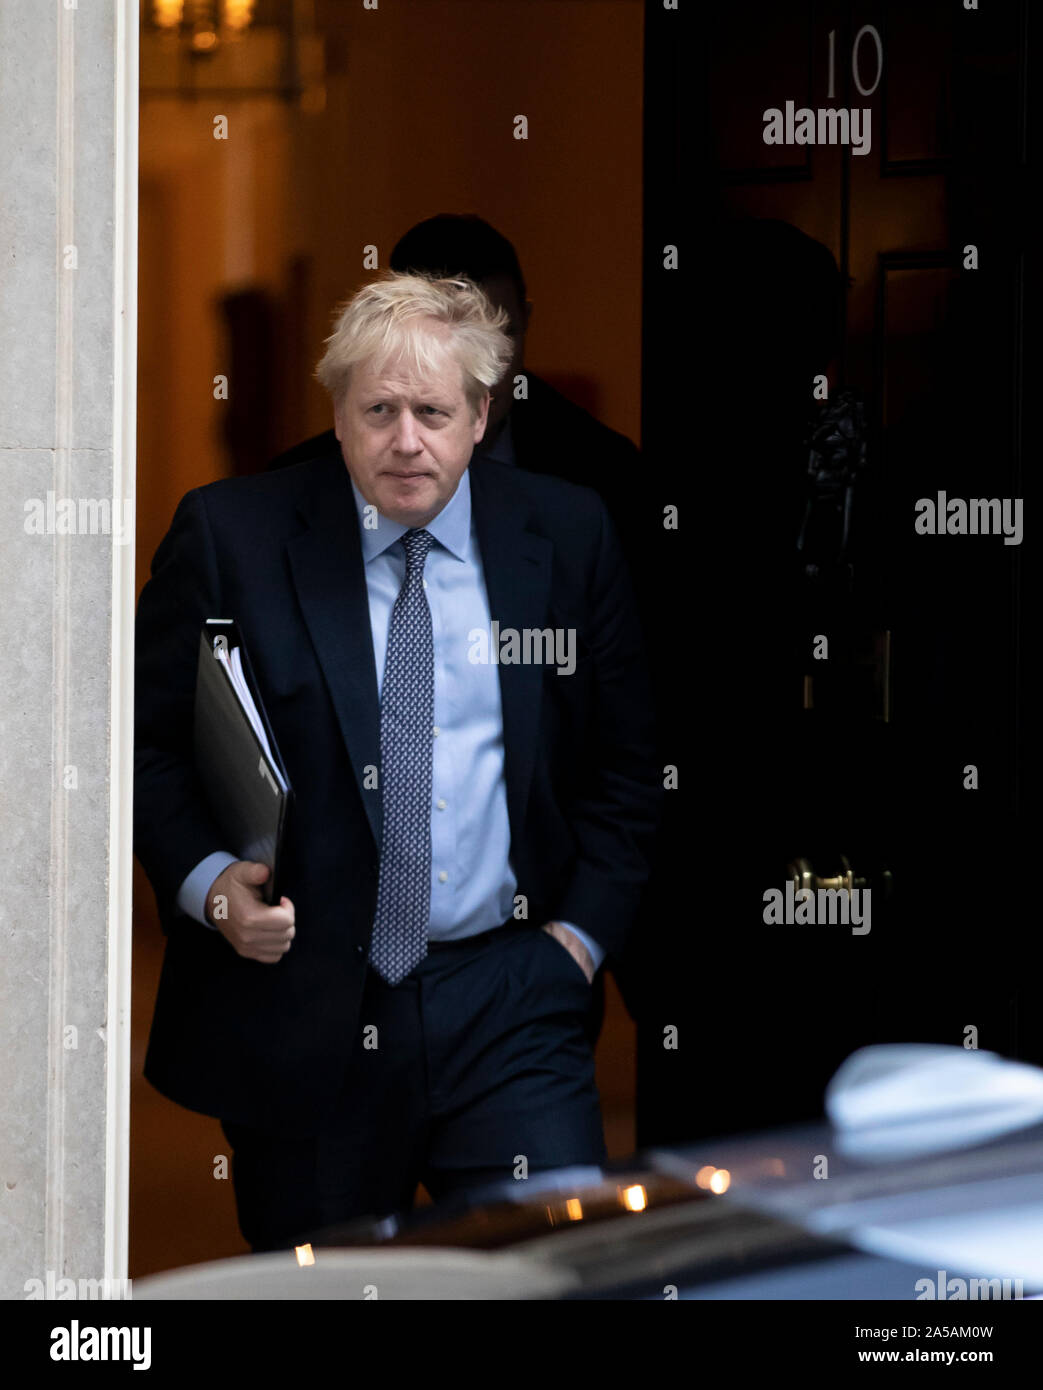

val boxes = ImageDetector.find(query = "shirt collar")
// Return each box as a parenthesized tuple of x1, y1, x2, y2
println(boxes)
(350, 466, 472, 564)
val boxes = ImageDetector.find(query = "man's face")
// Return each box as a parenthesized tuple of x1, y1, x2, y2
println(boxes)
(479, 273, 530, 437)
(333, 338, 489, 528)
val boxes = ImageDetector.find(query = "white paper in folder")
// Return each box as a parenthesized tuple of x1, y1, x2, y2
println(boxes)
(214, 643, 288, 792)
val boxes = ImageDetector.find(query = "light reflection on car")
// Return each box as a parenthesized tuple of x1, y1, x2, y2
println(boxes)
(296, 1121, 1043, 1300)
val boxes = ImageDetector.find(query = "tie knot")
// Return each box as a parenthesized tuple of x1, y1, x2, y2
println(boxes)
(402, 528, 435, 574)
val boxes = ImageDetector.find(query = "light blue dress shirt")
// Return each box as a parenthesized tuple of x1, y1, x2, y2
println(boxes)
(176, 464, 604, 975)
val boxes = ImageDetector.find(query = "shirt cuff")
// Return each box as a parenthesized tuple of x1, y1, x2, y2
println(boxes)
(556, 921, 605, 976)
(176, 851, 238, 928)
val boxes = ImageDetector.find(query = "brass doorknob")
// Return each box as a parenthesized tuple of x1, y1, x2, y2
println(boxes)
(786, 855, 893, 899)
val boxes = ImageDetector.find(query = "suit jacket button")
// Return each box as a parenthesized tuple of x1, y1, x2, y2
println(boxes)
(355, 944, 364, 957)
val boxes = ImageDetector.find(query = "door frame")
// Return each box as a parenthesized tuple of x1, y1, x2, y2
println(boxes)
(105, 0, 138, 1283)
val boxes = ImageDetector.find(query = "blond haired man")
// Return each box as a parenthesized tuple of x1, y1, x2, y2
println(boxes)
(135, 274, 660, 1252)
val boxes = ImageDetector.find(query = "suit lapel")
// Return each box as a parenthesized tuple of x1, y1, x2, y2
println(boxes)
(286, 454, 383, 855)
(469, 461, 553, 848)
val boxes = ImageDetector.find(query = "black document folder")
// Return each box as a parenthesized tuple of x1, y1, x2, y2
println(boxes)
(193, 619, 292, 906)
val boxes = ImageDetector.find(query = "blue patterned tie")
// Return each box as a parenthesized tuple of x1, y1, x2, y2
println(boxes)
(368, 528, 437, 985)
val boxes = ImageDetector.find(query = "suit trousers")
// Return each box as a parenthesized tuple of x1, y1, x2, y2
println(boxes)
(219, 921, 608, 1252)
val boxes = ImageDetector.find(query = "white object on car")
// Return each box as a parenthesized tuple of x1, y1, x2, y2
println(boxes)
(826, 1043, 1043, 1160)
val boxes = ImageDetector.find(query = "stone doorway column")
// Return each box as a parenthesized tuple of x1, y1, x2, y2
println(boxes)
(0, 0, 137, 1298)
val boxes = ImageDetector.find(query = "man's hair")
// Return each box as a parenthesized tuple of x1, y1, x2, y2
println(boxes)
(314, 271, 513, 417)
(389, 214, 527, 305)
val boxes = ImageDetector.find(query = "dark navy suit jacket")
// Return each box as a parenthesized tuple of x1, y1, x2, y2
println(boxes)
(134, 449, 660, 1129)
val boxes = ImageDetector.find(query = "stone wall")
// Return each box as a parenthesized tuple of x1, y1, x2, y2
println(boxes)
(0, 0, 134, 1300)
